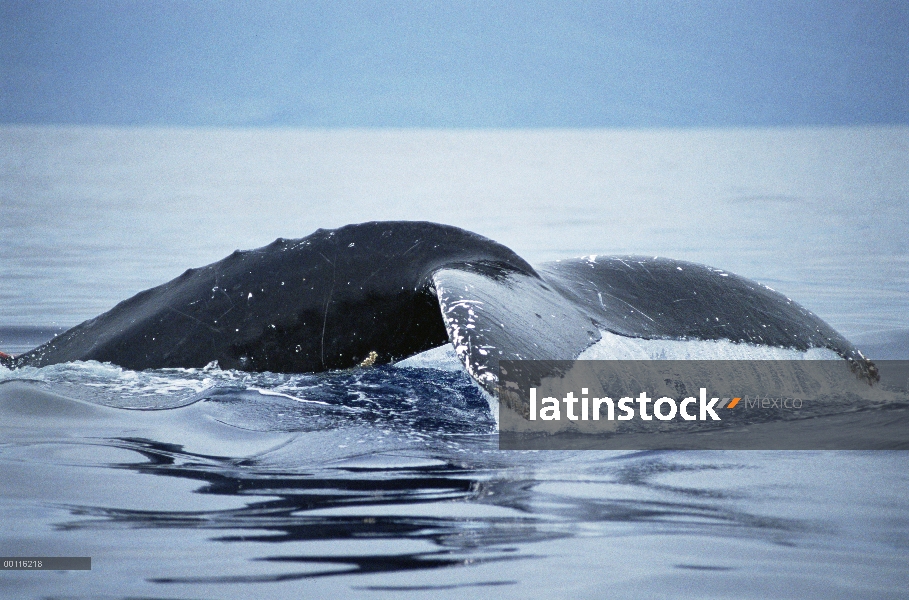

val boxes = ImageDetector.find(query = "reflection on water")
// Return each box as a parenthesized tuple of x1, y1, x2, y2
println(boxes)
(55, 437, 811, 583)
(3, 387, 907, 597)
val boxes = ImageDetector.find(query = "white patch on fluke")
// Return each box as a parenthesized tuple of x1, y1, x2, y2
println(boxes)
(393, 344, 463, 371)
(578, 330, 843, 361)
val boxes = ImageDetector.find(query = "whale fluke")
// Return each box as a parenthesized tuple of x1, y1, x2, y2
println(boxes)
(10, 221, 876, 394)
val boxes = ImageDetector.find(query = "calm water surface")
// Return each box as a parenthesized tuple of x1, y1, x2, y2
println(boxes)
(1, 126, 907, 598)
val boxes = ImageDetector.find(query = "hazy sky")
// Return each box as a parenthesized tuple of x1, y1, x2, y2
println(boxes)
(1, 0, 906, 127)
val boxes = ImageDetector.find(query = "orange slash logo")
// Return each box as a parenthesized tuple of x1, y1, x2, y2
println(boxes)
(717, 397, 741, 409)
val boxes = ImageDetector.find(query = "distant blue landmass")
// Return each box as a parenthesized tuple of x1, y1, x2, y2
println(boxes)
(1, 0, 907, 127)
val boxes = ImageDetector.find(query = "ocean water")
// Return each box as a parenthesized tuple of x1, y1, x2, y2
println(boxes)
(1, 126, 908, 598)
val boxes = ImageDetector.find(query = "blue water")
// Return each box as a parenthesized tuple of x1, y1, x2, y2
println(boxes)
(1, 126, 908, 598)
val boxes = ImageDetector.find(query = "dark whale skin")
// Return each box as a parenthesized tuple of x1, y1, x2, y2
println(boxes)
(10, 221, 875, 387)
(13, 222, 536, 372)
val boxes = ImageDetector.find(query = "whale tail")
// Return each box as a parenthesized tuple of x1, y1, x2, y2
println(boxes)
(0, 350, 13, 369)
(8, 222, 877, 392)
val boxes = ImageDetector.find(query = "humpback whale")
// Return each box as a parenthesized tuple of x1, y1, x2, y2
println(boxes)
(6, 221, 876, 394)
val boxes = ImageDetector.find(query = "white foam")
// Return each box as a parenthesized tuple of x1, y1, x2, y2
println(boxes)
(252, 388, 330, 405)
(0, 360, 251, 408)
